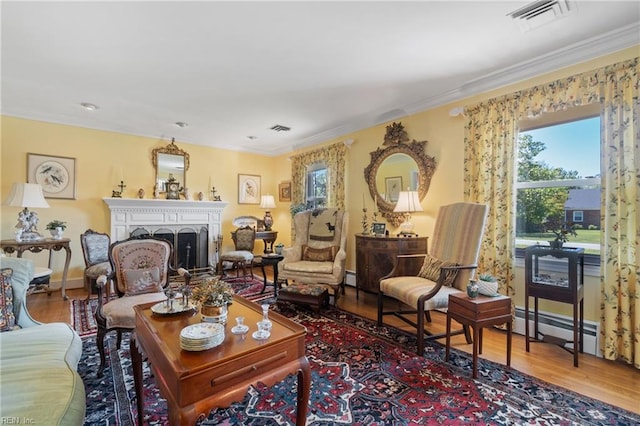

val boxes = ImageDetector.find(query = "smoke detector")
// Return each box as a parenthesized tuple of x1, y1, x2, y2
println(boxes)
(507, 0, 575, 32)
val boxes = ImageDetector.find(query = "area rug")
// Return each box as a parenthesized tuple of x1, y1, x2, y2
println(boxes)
(78, 303, 639, 425)
(71, 275, 276, 337)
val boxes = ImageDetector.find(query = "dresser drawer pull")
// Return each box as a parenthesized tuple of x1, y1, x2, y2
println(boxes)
(211, 351, 288, 387)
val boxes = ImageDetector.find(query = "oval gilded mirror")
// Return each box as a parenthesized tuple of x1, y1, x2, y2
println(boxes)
(364, 122, 436, 227)
(152, 138, 190, 193)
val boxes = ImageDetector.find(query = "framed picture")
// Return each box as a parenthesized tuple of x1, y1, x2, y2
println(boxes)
(278, 181, 291, 202)
(238, 174, 261, 204)
(385, 176, 402, 203)
(27, 153, 77, 199)
(372, 222, 386, 236)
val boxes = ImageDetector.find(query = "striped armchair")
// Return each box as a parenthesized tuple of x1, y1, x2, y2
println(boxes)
(377, 202, 488, 355)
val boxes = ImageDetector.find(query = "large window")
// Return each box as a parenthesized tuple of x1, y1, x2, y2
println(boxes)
(305, 163, 327, 209)
(516, 111, 601, 265)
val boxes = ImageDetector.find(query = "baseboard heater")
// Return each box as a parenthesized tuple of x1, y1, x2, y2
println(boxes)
(513, 306, 600, 357)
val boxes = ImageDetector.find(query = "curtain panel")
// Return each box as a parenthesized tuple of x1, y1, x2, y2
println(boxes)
(464, 57, 639, 367)
(290, 142, 347, 210)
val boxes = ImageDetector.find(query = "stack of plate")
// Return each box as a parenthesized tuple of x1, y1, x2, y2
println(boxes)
(180, 323, 225, 351)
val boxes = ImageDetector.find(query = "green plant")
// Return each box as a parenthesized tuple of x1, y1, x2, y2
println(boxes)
(478, 273, 497, 282)
(544, 217, 578, 242)
(191, 277, 234, 306)
(46, 220, 67, 230)
(289, 203, 307, 217)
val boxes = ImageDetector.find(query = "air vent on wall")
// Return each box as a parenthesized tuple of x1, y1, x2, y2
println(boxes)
(507, 0, 574, 32)
(270, 124, 291, 132)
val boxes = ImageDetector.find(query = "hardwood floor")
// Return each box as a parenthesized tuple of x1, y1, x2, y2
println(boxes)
(28, 281, 640, 415)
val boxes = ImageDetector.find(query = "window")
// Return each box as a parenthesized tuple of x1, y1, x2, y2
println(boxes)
(516, 110, 601, 266)
(305, 163, 327, 209)
(572, 211, 584, 222)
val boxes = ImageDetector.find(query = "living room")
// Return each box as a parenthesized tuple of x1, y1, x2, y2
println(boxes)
(1, 1, 639, 424)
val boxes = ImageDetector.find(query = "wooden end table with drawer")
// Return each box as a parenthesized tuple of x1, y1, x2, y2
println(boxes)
(131, 296, 310, 425)
(445, 293, 512, 379)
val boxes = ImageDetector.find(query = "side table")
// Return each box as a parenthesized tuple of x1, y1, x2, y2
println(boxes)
(445, 293, 512, 379)
(0, 238, 72, 300)
(256, 253, 284, 295)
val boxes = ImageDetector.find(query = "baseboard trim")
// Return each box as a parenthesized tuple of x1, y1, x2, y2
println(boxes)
(513, 306, 601, 357)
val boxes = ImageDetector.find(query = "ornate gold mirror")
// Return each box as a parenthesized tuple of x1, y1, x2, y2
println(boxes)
(152, 138, 190, 195)
(364, 122, 436, 227)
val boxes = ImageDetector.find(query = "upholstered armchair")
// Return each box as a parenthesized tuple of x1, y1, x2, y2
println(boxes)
(377, 202, 489, 355)
(95, 235, 190, 376)
(80, 229, 111, 301)
(219, 226, 257, 283)
(278, 208, 348, 304)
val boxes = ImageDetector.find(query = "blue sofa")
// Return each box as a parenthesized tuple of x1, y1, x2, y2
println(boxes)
(0, 257, 86, 425)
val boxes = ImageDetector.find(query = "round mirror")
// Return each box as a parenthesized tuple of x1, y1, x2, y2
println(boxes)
(363, 122, 436, 227)
(152, 139, 190, 194)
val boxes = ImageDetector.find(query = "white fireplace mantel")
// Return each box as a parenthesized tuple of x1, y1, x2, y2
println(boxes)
(103, 197, 228, 266)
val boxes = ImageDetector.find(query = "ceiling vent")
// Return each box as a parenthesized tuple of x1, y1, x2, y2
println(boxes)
(270, 124, 291, 132)
(507, 0, 574, 32)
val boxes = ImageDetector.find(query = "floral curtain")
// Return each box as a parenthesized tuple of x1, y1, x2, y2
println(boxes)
(464, 96, 519, 296)
(290, 141, 347, 210)
(599, 59, 639, 368)
(464, 57, 639, 367)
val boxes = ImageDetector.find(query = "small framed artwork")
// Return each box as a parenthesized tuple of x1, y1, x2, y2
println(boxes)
(278, 181, 291, 202)
(385, 176, 403, 203)
(238, 174, 261, 204)
(372, 222, 386, 236)
(27, 153, 77, 199)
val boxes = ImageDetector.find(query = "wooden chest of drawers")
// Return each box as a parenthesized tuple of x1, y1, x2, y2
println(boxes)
(355, 234, 427, 296)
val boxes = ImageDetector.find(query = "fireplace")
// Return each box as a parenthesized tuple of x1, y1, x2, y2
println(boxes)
(103, 198, 227, 271)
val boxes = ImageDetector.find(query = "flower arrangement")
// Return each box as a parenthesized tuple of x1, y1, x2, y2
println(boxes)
(46, 220, 67, 231)
(191, 277, 234, 307)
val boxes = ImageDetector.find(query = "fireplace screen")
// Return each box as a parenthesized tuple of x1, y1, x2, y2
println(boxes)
(130, 226, 209, 271)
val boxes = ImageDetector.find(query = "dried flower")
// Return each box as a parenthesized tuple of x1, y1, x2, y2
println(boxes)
(191, 277, 234, 306)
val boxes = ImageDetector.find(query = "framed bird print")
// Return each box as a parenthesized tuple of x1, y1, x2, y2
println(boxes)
(27, 153, 77, 199)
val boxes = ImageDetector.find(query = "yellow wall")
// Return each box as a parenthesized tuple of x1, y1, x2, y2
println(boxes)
(2, 46, 637, 323)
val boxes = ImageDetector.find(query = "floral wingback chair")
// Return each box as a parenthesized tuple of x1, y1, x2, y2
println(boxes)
(95, 235, 188, 377)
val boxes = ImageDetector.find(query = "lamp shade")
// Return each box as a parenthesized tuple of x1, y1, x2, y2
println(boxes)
(260, 195, 276, 209)
(393, 191, 423, 213)
(5, 183, 50, 208)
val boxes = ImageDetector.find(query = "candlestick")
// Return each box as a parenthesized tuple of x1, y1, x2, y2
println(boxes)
(362, 193, 365, 209)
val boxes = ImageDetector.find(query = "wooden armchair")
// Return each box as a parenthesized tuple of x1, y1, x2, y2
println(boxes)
(94, 235, 190, 376)
(377, 202, 488, 354)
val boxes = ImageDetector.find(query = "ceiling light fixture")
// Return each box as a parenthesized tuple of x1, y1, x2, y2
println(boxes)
(80, 102, 98, 111)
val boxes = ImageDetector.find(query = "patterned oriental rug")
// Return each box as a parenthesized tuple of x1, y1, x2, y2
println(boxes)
(75, 301, 639, 425)
(70, 275, 277, 337)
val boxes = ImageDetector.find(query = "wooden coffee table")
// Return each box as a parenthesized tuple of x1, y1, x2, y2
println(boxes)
(131, 297, 310, 425)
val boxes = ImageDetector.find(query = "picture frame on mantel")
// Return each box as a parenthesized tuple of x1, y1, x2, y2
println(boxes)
(238, 174, 261, 204)
(278, 181, 291, 202)
(27, 153, 77, 199)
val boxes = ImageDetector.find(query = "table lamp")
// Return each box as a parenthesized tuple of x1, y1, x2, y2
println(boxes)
(260, 195, 277, 231)
(5, 183, 50, 241)
(393, 190, 423, 235)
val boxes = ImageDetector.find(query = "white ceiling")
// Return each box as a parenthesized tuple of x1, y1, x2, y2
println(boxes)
(2, 1, 639, 156)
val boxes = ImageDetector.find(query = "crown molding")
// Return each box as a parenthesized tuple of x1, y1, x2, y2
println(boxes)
(287, 23, 639, 155)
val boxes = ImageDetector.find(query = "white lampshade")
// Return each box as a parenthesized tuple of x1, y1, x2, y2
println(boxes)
(5, 183, 50, 208)
(393, 191, 423, 213)
(260, 195, 276, 209)
(393, 190, 423, 235)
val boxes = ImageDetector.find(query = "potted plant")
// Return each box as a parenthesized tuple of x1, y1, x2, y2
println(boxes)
(46, 220, 67, 239)
(545, 217, 577, 249)
(477, 273, 499, 296)
(274, 243, 285, 255)
(191, 277, 234, 324)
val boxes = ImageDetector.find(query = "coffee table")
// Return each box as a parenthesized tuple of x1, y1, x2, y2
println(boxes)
(131, 297, 310, 425)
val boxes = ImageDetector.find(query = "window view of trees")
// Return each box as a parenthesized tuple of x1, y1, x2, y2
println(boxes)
(515, 117, 601, 257)
(305, 166, 327, 209)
